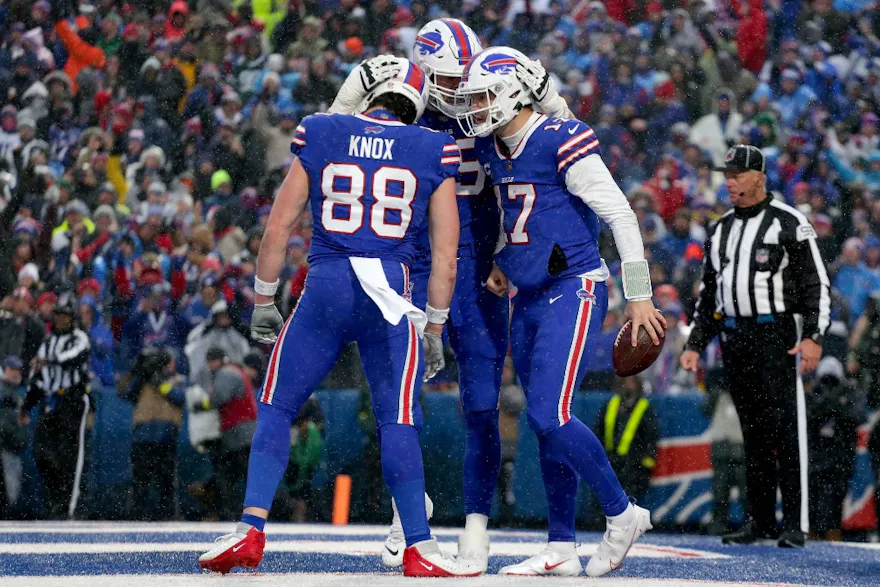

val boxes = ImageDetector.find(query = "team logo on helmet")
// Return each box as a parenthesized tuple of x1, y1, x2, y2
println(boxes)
(415, 32, 444, 56)
(480, 54, 518, 75)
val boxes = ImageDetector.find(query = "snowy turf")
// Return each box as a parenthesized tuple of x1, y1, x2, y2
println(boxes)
(0, 522, 876, 586)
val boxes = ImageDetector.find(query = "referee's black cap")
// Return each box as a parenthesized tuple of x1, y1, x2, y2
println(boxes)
(713, 145, 766, 173)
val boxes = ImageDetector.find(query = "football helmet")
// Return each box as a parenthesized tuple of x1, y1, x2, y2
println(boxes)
(455, 46, 532, 138)
(412, 18, 483, 118)
(357, 56, 430, 123)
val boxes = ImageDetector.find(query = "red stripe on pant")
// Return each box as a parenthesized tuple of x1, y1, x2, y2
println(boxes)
(261, 314, 294, 404)
(560, 278, 594, 424)
(399, 320, 418, 424)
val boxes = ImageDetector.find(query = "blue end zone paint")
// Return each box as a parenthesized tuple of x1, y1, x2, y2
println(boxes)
(2, 527, 880, 586)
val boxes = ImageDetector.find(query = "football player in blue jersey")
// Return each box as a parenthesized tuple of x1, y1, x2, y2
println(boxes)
(455, 47, 667, 577)
(199, 58, 480, 578)
(329, 19, 574, 574)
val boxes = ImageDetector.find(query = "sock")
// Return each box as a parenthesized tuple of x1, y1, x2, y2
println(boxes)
(538, 434, 580, 543)
(547, 541, 578, 555)
(545, 417, 629, 517)
(464, 513, 489, 535)
(243, 402, 294, 511)
(239, 515, 265, 532)
(463, 409, 501, 517)
(608, 502, 634, 526)
(380, 423, 430, 547)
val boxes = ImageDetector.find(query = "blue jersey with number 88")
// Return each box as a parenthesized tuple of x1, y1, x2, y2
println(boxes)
(290, 110, 460, 267)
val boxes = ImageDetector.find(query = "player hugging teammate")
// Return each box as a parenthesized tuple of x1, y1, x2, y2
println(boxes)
(200, 17, 666, 578)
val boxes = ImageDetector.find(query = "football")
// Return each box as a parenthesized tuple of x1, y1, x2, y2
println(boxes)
(613, 320, 665, 377)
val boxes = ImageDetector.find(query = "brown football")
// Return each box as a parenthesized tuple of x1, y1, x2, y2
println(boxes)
(612, 319, 665, 377)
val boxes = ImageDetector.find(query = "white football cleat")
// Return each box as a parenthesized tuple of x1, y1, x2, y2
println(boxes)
(381, 493, 434, 567)
(497, 545, 583, 576)
(585, 503, 653, 577)
(456, 529, 490, 575)
(403, 538, 481, 577)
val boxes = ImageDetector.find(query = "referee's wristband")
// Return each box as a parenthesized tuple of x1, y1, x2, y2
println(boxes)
(254, 276, 279, 297)
(426, 304, 450, 325)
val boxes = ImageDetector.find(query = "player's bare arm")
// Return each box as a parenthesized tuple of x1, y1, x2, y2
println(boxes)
(422, 176, 459, 380)
(426, 175, 460, 320)
(250, 159, 310, 343)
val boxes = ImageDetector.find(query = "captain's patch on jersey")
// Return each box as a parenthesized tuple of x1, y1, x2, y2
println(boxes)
(796, 224, 817, 241)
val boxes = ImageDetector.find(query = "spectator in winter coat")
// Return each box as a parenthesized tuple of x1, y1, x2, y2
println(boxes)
(690, 92, 745, 167)
(807, 357, 864, 540)
(833, 238, 880, 323)
(185, 300, 250, 383)
(731, 0, 767, 74)
(0, 288, 46, 380)
(165, 1, 190, 42)
(120, 346, 186, 520)
(53, 20, 106, 95)
(77, 296, 114, 387)
(190, 346, 256, 520)
(0, 356, 27, 518)
(120, 284, 189, 372)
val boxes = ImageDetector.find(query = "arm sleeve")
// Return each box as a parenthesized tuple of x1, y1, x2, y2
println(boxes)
(686, 231, 723, 353)
(328, 65, 368, 114)
(785, 218, 832, 339)
(564, 154, 645, 264)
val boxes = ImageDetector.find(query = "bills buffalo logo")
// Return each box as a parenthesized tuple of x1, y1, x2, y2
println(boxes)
(577, 288, 597, 303)
(415, 32, 444, 56)
(480, 54, 518, 75)
(755, 248, 769, 264)
(364, 125, 384, 135)
(725, 148, 736, 162)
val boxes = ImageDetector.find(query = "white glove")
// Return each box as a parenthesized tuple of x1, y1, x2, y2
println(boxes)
(516, 57, 552, 102)
(422, 332, 445, 382)
(515, 57, 572, 119)
(329, 55, 403, 114)
(250, 303, 284, 344)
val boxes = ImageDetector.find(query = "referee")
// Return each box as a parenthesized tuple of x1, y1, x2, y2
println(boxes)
(680, 145, 831, 548)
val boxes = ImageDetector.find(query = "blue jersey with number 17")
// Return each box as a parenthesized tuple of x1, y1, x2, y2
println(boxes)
(416, 110, 500, 257)
(474, 114, 604, 292)
(290, 110, 460, 267)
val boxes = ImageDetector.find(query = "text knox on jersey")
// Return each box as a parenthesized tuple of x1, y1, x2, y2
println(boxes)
(348, 136, 395, 160)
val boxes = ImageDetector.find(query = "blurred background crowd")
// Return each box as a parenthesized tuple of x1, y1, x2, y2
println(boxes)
(0, 0, 878, 538)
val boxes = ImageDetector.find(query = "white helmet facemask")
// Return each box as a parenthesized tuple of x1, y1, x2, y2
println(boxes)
(454, 48, 532, 138)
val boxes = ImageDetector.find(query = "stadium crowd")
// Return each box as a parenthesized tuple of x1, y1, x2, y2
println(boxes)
(0, 0, 878, 534)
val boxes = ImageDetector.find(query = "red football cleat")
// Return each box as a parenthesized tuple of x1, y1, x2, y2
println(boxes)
(199, 527, 266, 574)
(402, 538, 482, 577)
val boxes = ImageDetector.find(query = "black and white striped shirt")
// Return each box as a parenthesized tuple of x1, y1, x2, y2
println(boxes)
(686, 197, 831, 352)
(27, 328, 91, 405)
